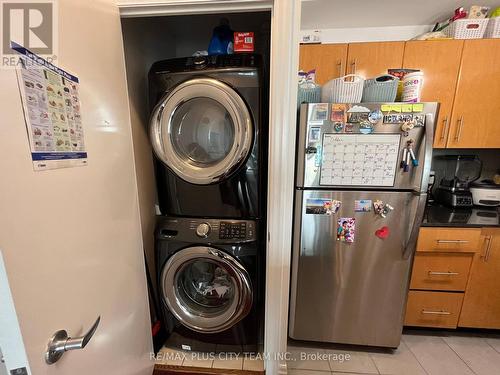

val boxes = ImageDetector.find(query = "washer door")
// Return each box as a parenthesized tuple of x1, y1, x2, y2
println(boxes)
(150, 78, 253, 185)
(161, 246, 253, 333)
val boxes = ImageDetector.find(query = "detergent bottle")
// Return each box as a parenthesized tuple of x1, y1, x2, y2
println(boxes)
(208, 18, 234, 55)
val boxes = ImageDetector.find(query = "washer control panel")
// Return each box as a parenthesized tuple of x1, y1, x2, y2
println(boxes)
(187, 219, 257, 242)
(219, 221, 253, 240)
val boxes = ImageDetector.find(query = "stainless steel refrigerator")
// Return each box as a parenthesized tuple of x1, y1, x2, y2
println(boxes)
(289, 102, 439, 348)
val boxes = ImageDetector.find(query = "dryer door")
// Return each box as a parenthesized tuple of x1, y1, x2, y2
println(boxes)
(161, 246, 253, 333)
(150, 78, 253, 185)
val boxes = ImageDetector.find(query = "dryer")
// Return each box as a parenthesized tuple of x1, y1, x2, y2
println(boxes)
(149, 54, 267, 219)
(156, 216, 264, 352)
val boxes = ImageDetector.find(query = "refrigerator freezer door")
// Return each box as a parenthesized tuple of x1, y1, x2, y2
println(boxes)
(289, 190, 425, 347)
(296, 103, 438, 192)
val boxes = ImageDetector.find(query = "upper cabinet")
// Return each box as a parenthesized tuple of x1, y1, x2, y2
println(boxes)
(403, 40, 464, 148)
(299, 44, 348, 84)
(346, 41, 404, 78)
(446, 39, 500, 148)
(299, 39, 500, 149)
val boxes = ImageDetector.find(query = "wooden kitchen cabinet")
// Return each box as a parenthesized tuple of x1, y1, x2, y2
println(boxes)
(403, 40, 464, 148)
(405, 290, 464, 329)
(299, 44, 348, 84)
(410, 252, 473, 291)
(346, 41, 404, 78)
(447, 39, 500, 148)
(417, 227, 481, 253)
(459, 228, 500, 329)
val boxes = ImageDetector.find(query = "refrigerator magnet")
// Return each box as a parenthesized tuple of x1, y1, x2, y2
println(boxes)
(309, 103, 328, 123)
(337, 217, 355, 243)
(373, 200, 384, 214)
(331, 104, 347, 123)
(334, 122, 344, 132)
(375, 226, 390, 239)
(306, 198, 339, 215)
(309, 127, 321, 142)
(354, 199, 372, 212)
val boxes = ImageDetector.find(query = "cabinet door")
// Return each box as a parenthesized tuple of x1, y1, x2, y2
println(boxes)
(346, 41, 404, 78)
(447, 39, 500, 148)
(459, 228, 500, 329)
(403, 40, 464, 148)
(299, 44, 348, 84)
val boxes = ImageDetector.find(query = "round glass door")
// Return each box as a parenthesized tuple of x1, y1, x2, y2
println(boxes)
(161, 246, 253, 333)
(150, 78, 253, 185)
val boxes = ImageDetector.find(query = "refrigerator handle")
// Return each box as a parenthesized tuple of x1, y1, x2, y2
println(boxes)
(419, 112, 435, 193)
(403, 193, 427, 260)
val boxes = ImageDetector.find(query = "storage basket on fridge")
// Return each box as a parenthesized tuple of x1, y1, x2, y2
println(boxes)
(361, 75, 399, 102)
(443, 18, 489, 39)
(297, 85, 321, 109)
(485, 17, 500, 38)
(321, 74, 364, 103)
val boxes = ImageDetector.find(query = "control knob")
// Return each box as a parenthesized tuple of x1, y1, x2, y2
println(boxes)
(196, 223, 211, 238)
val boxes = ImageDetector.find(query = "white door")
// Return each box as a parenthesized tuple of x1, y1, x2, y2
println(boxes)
(0, 1, 153, 374)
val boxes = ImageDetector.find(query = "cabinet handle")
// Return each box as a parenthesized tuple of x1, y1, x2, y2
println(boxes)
(421, 310, 451, 315)
(428, 271, 459, 276)
(436, 239, 468, 244)
(483, 235, 493, 262)
(440, 116, 449, 141)
(336, 60, 342, 77)
(350, 59, 356, 74)
(454, 116, 464, 142)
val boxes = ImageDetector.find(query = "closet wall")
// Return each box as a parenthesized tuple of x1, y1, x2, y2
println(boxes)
(120, 12, 271, 288)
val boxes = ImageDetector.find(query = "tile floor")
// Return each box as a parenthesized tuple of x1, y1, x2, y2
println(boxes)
(287, 329, 500, 375)
(156, 345, 265, 372)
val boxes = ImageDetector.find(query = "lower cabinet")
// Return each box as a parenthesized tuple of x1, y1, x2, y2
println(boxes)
(405, 290, 463, 329)
(459, 228, 500, 329)
(405, 227, 500, 329)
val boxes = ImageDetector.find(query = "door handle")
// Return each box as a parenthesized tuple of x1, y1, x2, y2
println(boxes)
(336, 60, 342, 77)
(482, 235, 493, 262)
(436, 239, 468, 244)
(45, 316, 100, 364)
(454, 116, 464, 142)
(439, 116, 449, 141)
(428, 271, 459, 276)
(421, 310, 451, 315)
(403, 193, 427, 260)
(350, 59, 356, 74)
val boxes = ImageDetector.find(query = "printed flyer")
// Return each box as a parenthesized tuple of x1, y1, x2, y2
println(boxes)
(13, 42, 87, 171)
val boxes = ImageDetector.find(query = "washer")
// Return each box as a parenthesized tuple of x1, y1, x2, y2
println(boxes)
(149, 54, 267, 219)
(156, 216, 264, 351)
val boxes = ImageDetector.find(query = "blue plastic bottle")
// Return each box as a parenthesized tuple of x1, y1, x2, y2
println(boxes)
(208, 18, 234, 55)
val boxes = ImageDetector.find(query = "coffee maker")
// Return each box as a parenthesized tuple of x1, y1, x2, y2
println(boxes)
(435, 155, 482, 208)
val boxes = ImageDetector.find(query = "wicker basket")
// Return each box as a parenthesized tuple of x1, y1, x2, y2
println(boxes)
(443, 18, 489, 39)
(362, 75, 399, 103)
(321, 74, 364, 103)
(297, 85, 321, 109)
(485, 17, 500, 38)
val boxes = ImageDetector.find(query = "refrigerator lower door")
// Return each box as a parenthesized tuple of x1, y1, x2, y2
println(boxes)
(289, 189, 425, 348)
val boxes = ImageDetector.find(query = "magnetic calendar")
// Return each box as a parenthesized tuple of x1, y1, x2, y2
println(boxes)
(319, 134, 401, 186)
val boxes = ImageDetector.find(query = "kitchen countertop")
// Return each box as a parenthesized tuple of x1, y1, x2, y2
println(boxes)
(421, 203, 500, 228)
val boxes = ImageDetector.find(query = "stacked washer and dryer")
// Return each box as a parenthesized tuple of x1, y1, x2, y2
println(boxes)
(148, 54, 267, 352)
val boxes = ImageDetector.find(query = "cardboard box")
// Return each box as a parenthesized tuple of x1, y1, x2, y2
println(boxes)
(234, 32, 254, 52)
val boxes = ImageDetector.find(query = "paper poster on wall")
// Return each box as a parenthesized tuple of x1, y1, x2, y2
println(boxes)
(12, 42, 87, 171)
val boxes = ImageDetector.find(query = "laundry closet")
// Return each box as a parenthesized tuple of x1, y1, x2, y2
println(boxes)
(120, 9, 273, 366)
